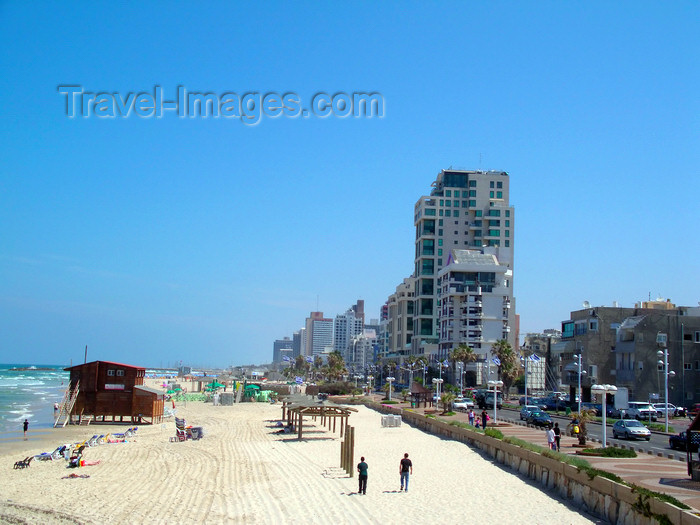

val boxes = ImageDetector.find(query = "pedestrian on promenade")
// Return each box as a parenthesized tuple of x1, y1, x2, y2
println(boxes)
(468, 408, 475, 426)
(481, 409, 488, 430)
(357, 456, 368, 495)
(553, 422, 561, 451)
(546, 426, 556, 450)
(23, 419, 29, 437)
(399, 453, 412, 492)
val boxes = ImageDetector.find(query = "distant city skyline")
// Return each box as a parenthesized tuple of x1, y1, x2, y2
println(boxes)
(1, 3, 698, 367)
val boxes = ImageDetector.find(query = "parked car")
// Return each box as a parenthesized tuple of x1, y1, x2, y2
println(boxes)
(543, 397, 569, 411)
(653, 403, 684, 418)
(612, 419, 651, 441)
(520, 405, 540, 420)
(669, 431, 699, 452)
(453, 397, 475, 411)
(527, 397, 549, 411)
(606, 405, 622, 419)
(625, 402, 658, 421)
(526, 411, 553, 429)
(581, 402, 602, 416)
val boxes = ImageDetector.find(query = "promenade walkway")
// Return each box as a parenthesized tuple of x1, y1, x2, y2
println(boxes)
(376, 396, 700, 512)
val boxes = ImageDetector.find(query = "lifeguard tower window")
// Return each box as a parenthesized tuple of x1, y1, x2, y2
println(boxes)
(107, 370, 115, 376)
(117, 370, 125, 377)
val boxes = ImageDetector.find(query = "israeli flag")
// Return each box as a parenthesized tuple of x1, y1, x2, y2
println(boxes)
(442, 359, 449, 366)
(295, 376, 303, 384)
(282, 355, 291, 362)
(529, 354, 541, 362)
(306, 356, 314, 363)
(492, 357, 501, 366)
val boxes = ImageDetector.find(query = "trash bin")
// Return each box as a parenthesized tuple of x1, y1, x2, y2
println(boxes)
(565, 407, 571, 416)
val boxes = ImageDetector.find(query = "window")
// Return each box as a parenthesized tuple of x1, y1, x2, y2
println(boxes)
(505, 240, 510, 247)
(695, 332, 700, 343)
(685, 363, 692, 371)
(439, 219, 443, 226)
(488, 220, 500, 226)
(439, 210, 443, 216)
(438, 249, 442, 256)
(505, 210, 510, 217)
(438, 239, 443, 246)
(505, 230, 510, 237)
(488, 229, 500, 236)
(474, 210, 482, 217)
(425, 208, 436, 216)
(107, 369, 115, 376)
(497, 191, 503, 199)
(505, 220, 510, 227)
(490, 191, 494, 198)
(474, 230, 482, 237)
(469, 200, 476, 207)
(440, 199, 444, 206)
(117, 370, 125, 377)
(454, 210, 459, 217)
(445, 210, 451, 217)
(469, 180, 476, 187)
(490, 181, 495, 188)
(454, 240, 458, 244)
(497, 181, 503, 188)
(437, 258, 442, 266)
(445, 200, 451, 206)
(462, 200, 468, 207)
(469, 190, 476, 197)
(445, 190, 451, 197)
(454, 231, 458, 235)
(695, 361, 700, 371)
(488, 210, 501, 216)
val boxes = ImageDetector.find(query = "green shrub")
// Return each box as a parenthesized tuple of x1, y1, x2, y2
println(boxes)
(647, 422, 674, 433)
(485, 427, 503, 439)
(581, 447, 637, 458)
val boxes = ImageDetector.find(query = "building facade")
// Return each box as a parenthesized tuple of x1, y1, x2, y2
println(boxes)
(272, 336, 294, 364)
(334, 301, 365, 364)
(305, 311, 333, 357)
(437, 248, 514, 382)
(553, 301, 700, 406)
(412, 169, 516, 360)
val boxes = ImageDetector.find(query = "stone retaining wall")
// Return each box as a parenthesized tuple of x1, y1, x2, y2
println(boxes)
(351, 400, 700, 525)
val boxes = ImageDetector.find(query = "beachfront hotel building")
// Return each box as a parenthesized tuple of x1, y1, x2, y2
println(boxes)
(304, 311, 333, 357)
(272, 337, 294, 364)
(412, 169, 516, 362)
(437, 248, 514, 383)
(334, 300, 365, 364)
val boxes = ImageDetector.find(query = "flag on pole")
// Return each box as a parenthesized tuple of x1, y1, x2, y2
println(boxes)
(442, 359, 449, 366)
(306, 356, 314, 363)
(529, 354, 541, 362)
(282, 355, 291, 362)
(492, 357, 501, 366)
(295, 376, 303, 384)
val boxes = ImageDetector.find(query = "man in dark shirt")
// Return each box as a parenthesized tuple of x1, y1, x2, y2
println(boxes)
(553, 422, 561, 451)
(357, 456, 368, 494)
(399, 453, 413, 492)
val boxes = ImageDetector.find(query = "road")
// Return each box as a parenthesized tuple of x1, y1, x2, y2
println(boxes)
(497, 406, 695, 462)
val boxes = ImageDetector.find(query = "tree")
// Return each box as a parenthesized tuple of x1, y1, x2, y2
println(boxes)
(569, 409, 596, 445)
(327, 351, 347, 381)
(441, 391, 457, 415)
(450, 344, 476, 391)
(492, 339, 518, 397)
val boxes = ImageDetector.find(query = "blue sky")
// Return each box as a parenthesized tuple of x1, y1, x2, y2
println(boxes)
(1, 2, 698, 368)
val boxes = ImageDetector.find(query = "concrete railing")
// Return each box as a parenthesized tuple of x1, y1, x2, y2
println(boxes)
(346, 400, 700, 525)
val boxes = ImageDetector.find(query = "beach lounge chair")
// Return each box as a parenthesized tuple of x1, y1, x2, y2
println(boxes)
(14, 456, 32, 469)
(87, 435, 99, 447)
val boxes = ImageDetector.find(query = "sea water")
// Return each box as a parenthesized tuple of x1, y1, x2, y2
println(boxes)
(0, 363, 69, 434)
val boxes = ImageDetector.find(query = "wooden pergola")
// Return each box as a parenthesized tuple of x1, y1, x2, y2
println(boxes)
(409, 381, 432, 408)
(281, 395, 357, 440)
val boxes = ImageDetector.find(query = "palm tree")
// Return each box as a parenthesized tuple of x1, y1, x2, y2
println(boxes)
(492, 339, 518, 397)
(450, 344, 476, 391)
(570, 409, 596, 446)
(327, 350, 347, 381)
(441, 391, 457, 415)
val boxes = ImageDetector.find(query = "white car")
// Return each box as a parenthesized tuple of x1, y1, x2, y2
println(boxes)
(520, 405, 540, 420)
(653, 403, 681, 417)
(452, 397, 475, 411)
(625, 402, 657, 421)
(612, 419, 651, 441)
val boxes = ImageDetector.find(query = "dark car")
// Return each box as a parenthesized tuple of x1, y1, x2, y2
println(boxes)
(669, 431, 699, 452)
(527, 411, 553, 429)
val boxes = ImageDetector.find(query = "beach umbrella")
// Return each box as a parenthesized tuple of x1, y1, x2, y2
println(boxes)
(166, 389, 176, 394)
(210, 381, 225, 388)
(174, 387, 182, 391)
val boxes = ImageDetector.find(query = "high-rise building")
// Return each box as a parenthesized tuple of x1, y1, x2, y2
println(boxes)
(292, 330, 302, 358)
(437, 248, 515, 371)
(334, 301, 366, 363)
(412, 169, 515, 358)
(384, 277, 415, 360)
(305, 311, 333, 357)
(272, 336, 294, 364)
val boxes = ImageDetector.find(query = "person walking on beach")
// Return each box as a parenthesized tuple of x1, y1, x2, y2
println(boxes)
(553, 422, 561, 451)
(481, 409, 488, 430)
(399, 453, 412, 492)
(468, 408, 475, 426)
(357, 456, 368, 495)
(23, 419, 29, 437)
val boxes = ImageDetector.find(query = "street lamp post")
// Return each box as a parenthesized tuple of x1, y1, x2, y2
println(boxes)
(573, 352, 586, 414)
(591, 384, 617, 448)
(387, 377, 395, 401)
(657, 332, 675, 433)
(432, 377, 444, 410)
(367, 375, 374, 396)
(487, 380, 504, 425)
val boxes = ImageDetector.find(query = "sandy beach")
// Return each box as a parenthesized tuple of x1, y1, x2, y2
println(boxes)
(1, 400, 598, 524)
